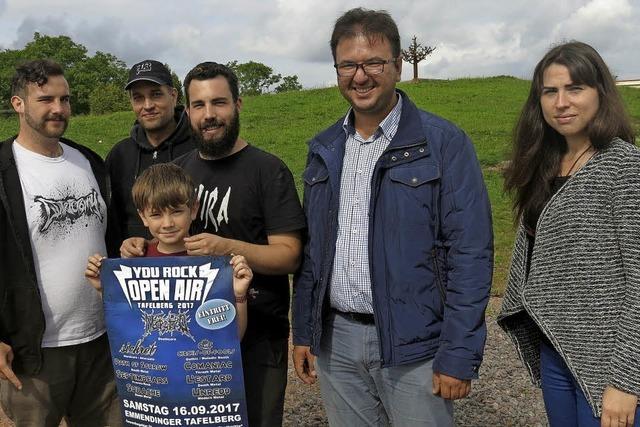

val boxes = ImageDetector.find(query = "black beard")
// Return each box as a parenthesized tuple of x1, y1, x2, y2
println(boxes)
(193, 111, 240, 158)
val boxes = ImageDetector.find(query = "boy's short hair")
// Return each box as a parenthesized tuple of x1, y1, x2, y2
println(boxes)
(132, 163, 196, 212)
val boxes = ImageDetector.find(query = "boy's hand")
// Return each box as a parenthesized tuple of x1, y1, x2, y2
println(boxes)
(85, 253, 106, 292)
(120, 237, 146, 258)
(184, 233, 229, 256)
(230, 254, 252, 298)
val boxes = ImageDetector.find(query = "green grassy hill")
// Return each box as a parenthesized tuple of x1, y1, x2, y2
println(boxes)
(2, 77, 639, 294)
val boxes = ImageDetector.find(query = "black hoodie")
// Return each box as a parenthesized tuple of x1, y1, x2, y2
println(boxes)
(106, 106, 195, 244)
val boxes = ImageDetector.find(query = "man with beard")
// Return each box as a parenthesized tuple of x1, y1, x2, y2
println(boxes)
(121, 62, 305, 426)
(106, 59, 195, 242)
(0, 60, 121, 425)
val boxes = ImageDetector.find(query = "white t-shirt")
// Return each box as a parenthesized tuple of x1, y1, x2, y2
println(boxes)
(13, 140, 107, 347)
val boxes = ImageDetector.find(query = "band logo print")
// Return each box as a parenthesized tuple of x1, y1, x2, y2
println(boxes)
(35, 188, 103, 233)
(195, 184, 231, 232)
(136, 62, 153, 74)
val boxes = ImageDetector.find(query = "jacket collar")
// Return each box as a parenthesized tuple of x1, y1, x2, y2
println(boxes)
(130, 105, 190, 152)
(0, 136, 17, 172)
(310, 89, 426, 154)
(0, 136, 38, 284)
(1, 135, 107, 209)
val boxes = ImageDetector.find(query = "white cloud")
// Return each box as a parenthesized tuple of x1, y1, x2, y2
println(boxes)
(1, 0, 638, 86)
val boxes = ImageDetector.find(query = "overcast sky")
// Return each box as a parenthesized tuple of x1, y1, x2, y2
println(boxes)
(0, 0, 638, 89)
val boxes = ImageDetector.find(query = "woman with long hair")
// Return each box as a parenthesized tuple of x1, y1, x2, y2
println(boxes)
(498, 41, 639, 426)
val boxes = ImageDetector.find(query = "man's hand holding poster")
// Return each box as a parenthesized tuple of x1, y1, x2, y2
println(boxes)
(101, 256, 248, 427)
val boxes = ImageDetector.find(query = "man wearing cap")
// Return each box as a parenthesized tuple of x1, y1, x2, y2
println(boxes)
(121, 61, 306, 427)
(106, 59, 195, 243)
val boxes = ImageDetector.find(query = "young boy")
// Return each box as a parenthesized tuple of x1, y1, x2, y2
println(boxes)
(85, 163, 251, 337)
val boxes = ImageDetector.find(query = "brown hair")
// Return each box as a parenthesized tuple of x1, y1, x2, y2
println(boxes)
(132, 163, 196, 212)
(184, 61, 239, 104)
(330, 7, 401, 61)
(11, 59, 65, 97)
(504, 41, 635, 222)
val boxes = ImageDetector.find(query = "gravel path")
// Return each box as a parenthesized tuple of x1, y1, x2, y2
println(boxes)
(282, 299, 548, 426)
(1, 299, 548, 426)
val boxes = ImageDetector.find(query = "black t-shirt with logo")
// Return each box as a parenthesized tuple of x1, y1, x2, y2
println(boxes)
(174, 145, 305, 342)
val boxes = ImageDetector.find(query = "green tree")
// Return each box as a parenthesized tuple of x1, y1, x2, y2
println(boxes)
(165, 64, 183, 104)
(89, 83, 129, 115)
(0, 49, 22, 109)
(67, 51, 128, 114)
(226, 60, 282, 96)
(401, 35, 436, 82)
(0, 32, 90, 109)
(0, 33, 128, 114)
(275, 75, 303, 93)
(22, 32, 87, 70)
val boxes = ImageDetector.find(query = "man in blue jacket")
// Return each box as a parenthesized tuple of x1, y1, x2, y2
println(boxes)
(292, 8, 493, 426)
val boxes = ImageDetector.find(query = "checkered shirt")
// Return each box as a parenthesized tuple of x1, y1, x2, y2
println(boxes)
(329, 94, 403, 314)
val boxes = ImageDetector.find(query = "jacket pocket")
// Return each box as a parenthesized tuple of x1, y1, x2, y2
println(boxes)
(388, 163, 440, 187)
(303, 165, 329, 186)
(385, 163, 440, 228)
(302, 164, 331, 276)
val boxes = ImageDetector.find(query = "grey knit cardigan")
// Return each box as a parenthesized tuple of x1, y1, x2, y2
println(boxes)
(497, 138, 640, 417)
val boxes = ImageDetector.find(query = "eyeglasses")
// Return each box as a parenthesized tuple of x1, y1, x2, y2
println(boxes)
(334, 58, 397, 77)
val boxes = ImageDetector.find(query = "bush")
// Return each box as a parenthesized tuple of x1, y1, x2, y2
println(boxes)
(275, 75, 303, 93)
(89, 83, 130, 115)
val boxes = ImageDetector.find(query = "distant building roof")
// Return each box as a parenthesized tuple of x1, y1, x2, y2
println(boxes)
(616, 79, 640, 87)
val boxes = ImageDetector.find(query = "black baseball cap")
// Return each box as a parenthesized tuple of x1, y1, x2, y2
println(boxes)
(125, 60, 173, 90)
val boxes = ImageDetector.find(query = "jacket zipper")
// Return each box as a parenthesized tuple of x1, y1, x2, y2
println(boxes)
(368, 138, 428, 366)
(309, 149, 335, 348)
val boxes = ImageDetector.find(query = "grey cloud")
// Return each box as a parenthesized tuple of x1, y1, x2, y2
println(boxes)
(392, 0, 640, 81)
(12, 15, 177, 70)
(71, 19, 173, 67)
(14, 17, 72, 48)
(2, 0, 639, 88)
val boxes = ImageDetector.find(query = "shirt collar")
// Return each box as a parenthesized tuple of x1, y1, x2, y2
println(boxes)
(342, 92, 403, 141)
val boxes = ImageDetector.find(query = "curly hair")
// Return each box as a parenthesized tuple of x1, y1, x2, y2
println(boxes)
(11, 59, 65, 97)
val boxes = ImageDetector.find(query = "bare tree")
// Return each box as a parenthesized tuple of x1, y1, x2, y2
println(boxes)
(401, 36, 436, 82)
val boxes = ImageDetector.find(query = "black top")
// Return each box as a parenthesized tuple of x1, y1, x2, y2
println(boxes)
(174, 145, 306, 342)
(106, 106, 195, 243)
(525, 175, 570, 276)
(524, 175, 570, 347)
(525, 175, 570, 236)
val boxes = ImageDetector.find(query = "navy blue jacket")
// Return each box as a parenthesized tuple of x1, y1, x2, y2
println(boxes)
(292, 92, 493, 379)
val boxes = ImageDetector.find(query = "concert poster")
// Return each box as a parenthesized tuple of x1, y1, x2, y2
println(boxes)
(101, 256, 248, 427)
